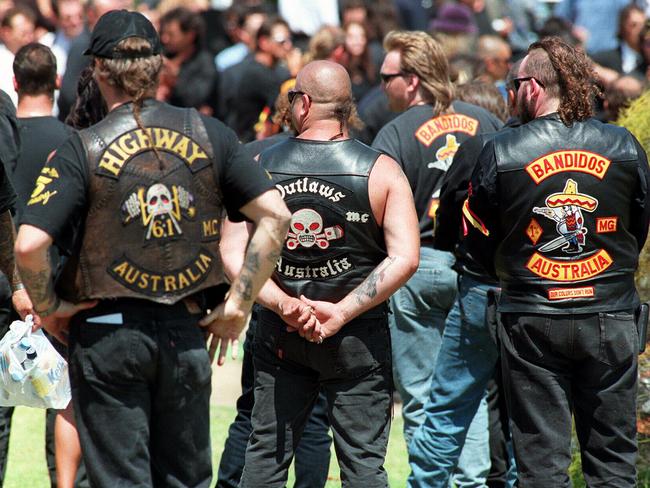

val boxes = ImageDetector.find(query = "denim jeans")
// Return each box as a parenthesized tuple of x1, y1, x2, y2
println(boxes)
(217, 307, 332, 488)
(240, 309, 392, 488)
(408, 275, 498, 488)
(68, 299, 213, 488)
(389, 247, 457, 444)
(499, 311, 638, 488)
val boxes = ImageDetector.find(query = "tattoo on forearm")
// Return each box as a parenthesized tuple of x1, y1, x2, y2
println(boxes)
(16, 251, 55, 310)
(353, 257, 396, 305)
(0, 212, 19, 287)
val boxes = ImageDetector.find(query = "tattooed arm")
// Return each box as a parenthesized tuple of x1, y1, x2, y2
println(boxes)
(15, 225, 96, 342)
(220, 218, 316, 332)
(200, 188, 290, 364)
(0, 210, 35, 319)
(300, 155, 420, 340)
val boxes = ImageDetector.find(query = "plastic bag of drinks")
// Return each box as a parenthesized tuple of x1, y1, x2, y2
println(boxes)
(0, 315, 70, 408)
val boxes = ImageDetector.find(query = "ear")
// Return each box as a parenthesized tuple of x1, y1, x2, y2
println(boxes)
(55, 74, 62, 90)
(12, 76, 18, 92)
(407, 73, 420, 96)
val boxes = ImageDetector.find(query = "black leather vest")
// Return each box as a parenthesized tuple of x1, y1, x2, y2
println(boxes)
(58, 100, 226, 304)
(260, 138, 387, 304)
(493, 115, 641, 313)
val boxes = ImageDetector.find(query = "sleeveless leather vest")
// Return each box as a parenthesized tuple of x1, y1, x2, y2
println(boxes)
(260, 138, 387, 303)
(58, 100, 226, 304)
(493, 115, 641, 313)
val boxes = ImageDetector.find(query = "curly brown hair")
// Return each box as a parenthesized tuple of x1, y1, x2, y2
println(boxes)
(525, 37, 598, 125)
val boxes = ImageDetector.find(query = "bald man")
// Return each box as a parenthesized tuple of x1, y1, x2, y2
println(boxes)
(232, 60, 420, 487)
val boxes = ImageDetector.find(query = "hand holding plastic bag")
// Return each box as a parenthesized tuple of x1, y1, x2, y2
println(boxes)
(0, 315, 70, 409)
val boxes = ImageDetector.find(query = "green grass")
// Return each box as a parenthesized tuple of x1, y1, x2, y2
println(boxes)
(4, 405, 649, 487)
(3, 405, 408, 487)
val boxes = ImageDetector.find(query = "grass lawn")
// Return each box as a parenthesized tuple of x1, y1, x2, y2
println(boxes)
(4, 404, 648, 487)
(3, 404, 409, 487)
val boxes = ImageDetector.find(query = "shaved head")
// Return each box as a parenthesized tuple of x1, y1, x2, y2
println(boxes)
(296, 60, 352, 105)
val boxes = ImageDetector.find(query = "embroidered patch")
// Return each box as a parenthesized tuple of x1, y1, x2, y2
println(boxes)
(109, 251, 214, 296)
(526, 250, 612, 281)
(286, 208, 344, 250)
(548, 286, 594, 300)
(596, 217, 617, 233)
(122, 183, 196, 241)
(415, 114, 478, 147)
(526, 218, 543, 245)
(275, 254, 354, 281)
(533, 179, 598, 254)
(427, 134, 460, 171)
(97, 127, 210, 178)
(525, 150, 610, 184)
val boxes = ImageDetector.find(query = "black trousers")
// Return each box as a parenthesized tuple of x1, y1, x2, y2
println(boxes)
(499, 311, 638, 488)
(240, 309, 392, 488)
(216, 307, 332, 488)
(68, 299, 212, 488)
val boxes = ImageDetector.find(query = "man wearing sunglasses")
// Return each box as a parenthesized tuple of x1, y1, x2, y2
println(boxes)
(371, 30, 501, 487)
(464, 37, 650, 487)
(231, 60, 420, 487)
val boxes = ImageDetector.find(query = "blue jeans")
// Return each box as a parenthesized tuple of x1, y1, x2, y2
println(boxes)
(389, 247, 457, 444)
(408, 275, 499, 488)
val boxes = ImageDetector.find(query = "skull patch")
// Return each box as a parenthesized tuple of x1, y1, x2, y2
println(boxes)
(286, 208, 343, 250)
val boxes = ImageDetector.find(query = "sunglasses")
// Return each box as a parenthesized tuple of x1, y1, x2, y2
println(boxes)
(380, 72, 408, 84)
(287, 90, 306, 104)
(511, 76, 545, 92)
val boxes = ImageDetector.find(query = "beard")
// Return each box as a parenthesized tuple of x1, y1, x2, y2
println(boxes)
(516, 94, 535, 124)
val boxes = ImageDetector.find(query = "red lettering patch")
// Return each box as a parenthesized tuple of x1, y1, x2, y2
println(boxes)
(596, 217, 617, 233)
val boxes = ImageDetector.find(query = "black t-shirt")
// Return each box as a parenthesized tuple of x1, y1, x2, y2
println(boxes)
(233, 58, 290, 142)
(21, 109, 274, 256)
(372, 100, 502, 243)
(12, 116, 74, 219)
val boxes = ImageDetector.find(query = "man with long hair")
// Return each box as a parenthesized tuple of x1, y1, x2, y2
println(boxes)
(15, 10, 290, 487)
(464, 37, 650, 486)
(371, 30, 501, 486)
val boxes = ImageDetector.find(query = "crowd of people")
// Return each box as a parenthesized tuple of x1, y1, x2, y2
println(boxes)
(0, 0, 647, 487)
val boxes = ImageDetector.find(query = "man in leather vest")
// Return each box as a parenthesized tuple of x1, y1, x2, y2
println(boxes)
(14, 10, 290, 487)
(223, 60, 419, 487)
(465, 37, 650, 487)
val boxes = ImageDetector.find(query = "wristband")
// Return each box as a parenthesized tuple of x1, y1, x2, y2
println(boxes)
(11, 283, 25, 292)
(34, 296, 61, 317)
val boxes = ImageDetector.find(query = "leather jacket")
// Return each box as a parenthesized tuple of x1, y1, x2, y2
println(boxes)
(465, 113, 650, 313)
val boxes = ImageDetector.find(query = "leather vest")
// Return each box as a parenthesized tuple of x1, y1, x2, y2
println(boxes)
(58, 100, 226, 304)
(493, 115, 641, 313)
(260, 138, 387, 304)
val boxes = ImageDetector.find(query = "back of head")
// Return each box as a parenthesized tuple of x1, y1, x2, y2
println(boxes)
(13, 43, 57, 97)
(305, 26, 345, 63)
(86, 10, 163, 102)
(455, 81, 507, 122)
(297, 60, 354, 127)
(383, 30, 454, 115)
(525, 36, 597, 125)
(477, 34, 508, 60)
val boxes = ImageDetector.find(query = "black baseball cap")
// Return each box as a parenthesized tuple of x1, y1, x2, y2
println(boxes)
(84, 10, 162, 59)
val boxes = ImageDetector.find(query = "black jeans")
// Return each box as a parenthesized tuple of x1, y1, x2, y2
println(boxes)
(240, 309, 392, 488)
(68, 299, 212, 488)
(217, 307, 332, 488)
(499, 311, 638, 488)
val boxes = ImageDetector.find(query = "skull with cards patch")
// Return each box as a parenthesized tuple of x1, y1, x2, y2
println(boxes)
(286, 208, 344, 250)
